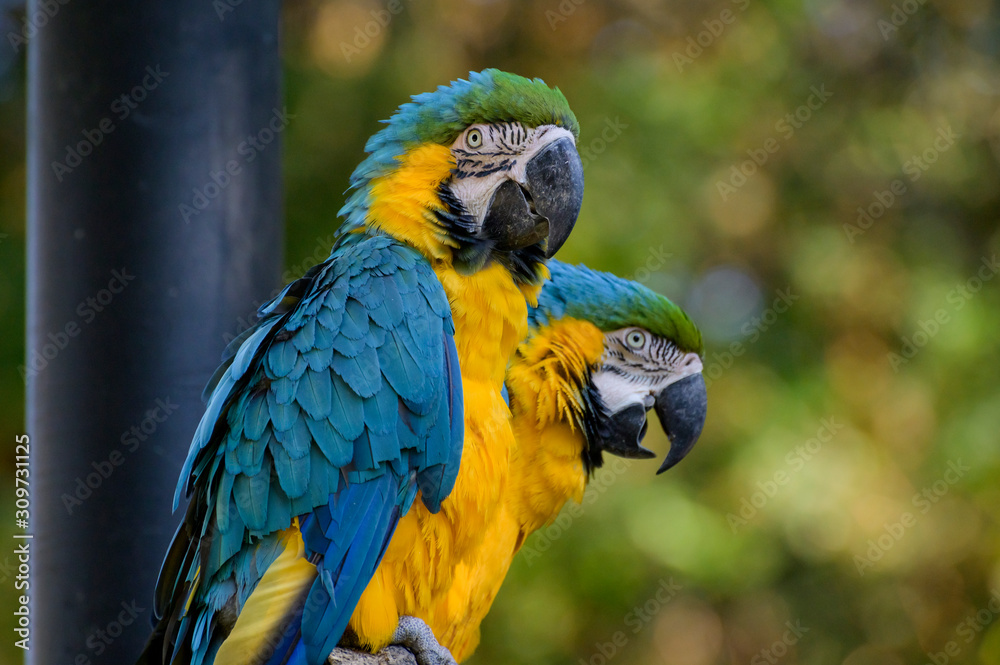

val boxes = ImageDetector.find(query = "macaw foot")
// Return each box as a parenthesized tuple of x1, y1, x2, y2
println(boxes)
(389, 616, 457, 665)
(326, 618, 455, 665)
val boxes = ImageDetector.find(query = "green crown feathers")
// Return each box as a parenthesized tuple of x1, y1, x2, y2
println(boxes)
(530, 260, 704, 355)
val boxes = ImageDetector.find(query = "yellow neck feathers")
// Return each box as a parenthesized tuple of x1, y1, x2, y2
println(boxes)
(508, 318, 605, 431)
(365, 143, 459, 263)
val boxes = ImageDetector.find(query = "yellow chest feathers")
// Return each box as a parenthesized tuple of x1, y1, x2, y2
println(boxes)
(507, 318, 606, 532)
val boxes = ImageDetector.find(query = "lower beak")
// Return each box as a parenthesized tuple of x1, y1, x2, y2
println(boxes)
(594, 404, 657, 460)
(653, 373, 708, 474)
(481, 137, 584, 257)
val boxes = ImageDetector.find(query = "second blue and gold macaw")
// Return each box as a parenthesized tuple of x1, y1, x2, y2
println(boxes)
(138, 70, 585, 665)
(434, 260, 707, 659)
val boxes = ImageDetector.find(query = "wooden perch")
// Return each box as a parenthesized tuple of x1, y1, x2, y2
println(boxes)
(328, 646, 419, 664)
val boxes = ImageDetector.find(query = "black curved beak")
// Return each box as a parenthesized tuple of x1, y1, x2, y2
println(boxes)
(594, 403, 657, 460)
(653, 374, 708, 474)
(526, 137, 584, 257)
(482, 136, 584, 257)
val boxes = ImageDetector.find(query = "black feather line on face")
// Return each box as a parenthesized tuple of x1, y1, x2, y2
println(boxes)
(435, 182, 547, 285)
(434, 185, 493, 273)
(580, 374, 612, 474)
(455, 159, 514, 179)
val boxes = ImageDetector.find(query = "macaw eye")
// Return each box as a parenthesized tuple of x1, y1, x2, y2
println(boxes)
(626, 329, 646, 349)
(467, 128, 483, 148)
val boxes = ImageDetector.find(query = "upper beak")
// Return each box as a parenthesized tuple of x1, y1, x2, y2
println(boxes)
(482, 136, 584, 258)
(653, 373, 708, 474)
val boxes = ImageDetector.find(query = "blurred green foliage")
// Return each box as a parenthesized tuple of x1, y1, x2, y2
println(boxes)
(3, 0, 1000, 664)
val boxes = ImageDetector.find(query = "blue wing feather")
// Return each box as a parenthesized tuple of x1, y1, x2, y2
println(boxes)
(332, 344, 382, 397)
(148, 234, 463, 665)
(267, 394, 300, 431)
(415, 331, 463, 513)
(296, 369, 333, 420)
(300, 473, 402, 664)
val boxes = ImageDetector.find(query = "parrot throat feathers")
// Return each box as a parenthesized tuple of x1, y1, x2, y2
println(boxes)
(439, 263, 535, 385)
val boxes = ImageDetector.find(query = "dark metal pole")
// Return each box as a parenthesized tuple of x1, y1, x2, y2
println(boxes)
(26, 1, 283, 663)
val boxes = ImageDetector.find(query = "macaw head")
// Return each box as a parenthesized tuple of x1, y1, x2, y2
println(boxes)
(339, 69, 584, 281)
(524, 261, 707, 475)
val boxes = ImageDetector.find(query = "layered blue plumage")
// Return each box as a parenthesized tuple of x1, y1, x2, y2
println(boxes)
(146, 233, 463, 665)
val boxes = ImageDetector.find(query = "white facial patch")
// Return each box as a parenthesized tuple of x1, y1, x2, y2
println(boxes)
(591, 370, 656, 413)
(592, 328, 703, 413)
(448, 124, 577, 227)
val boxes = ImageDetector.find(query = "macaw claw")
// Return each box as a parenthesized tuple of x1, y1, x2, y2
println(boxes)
(327, 616, 457, 665)
(388, 616, 458, 665)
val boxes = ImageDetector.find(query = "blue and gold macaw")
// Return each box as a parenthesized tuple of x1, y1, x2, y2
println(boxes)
(433, 261, 707, 660)
(137, 70, 584, 665)
(512, 259, 707, 521)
